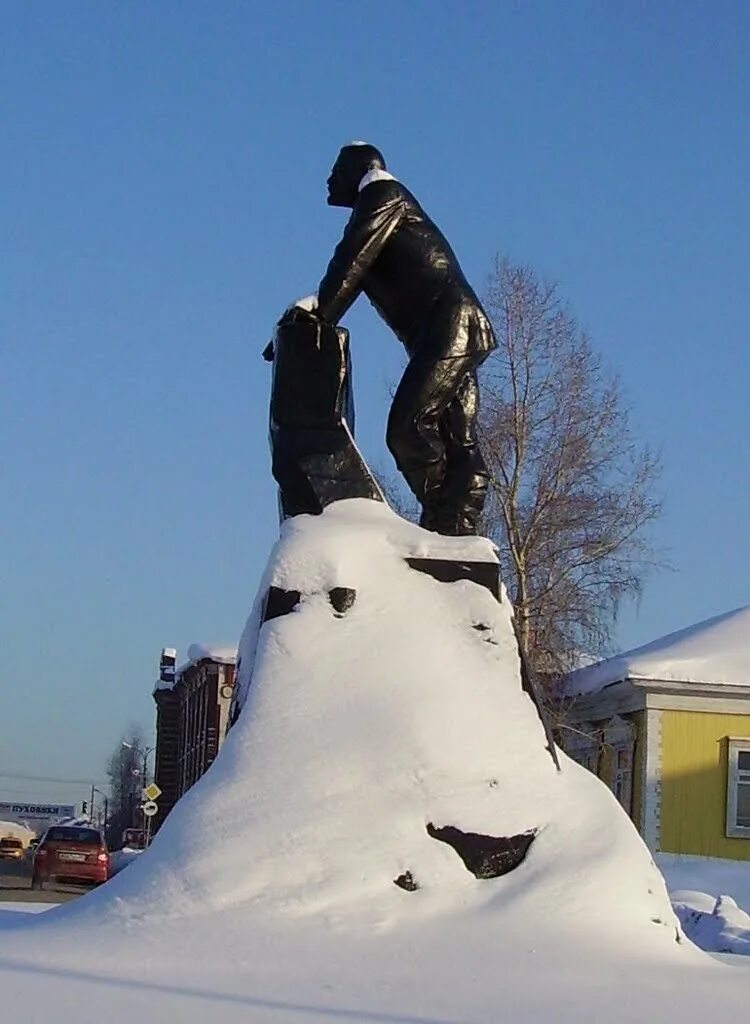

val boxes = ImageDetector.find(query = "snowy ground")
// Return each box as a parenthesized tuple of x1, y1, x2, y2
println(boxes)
(658, 854, 750, 955)
(108, 847, 143, 877)
(2, 502, 749, 1022)
(658, 853, 750, 911)
(0, 902, 57, 914)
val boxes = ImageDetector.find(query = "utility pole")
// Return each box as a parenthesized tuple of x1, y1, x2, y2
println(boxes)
(122, 740, 155, 841)
(139, 746, 155, 832)
(91, 787, 109, 832)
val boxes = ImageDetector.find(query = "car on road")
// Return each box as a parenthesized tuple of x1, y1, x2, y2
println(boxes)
(121, 827, 146, 850)
(31, 826, 110, 889)
(0, 836, 25, 861)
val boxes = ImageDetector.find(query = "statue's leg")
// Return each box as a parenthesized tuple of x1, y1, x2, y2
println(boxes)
(437, 369, 490, 535)
(386, 355, 479, 528)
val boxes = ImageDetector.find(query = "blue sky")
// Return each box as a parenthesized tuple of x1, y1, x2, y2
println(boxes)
(2, 1, 748, 803)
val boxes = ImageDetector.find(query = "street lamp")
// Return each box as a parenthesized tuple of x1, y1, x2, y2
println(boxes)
(121, 741, 155, 784)
(121, 742, 155, 835)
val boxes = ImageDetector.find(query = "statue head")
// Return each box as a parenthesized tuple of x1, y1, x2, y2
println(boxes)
(327, 143, 386, 207)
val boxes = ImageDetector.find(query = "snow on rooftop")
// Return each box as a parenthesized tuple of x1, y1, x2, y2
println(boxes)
(185, 643, 237, 666)
(566, 605, 750, 697)
(153, 644, 237, 693)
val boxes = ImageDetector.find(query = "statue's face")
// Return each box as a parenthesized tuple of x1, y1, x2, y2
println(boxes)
(326, 154, 353, 208)
(326, 145, 385, 207)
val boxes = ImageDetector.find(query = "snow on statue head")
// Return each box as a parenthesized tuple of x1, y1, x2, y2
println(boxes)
(327, 141, 386, 207)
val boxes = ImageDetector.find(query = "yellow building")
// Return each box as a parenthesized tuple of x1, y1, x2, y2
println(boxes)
(563, 606, 750, 860)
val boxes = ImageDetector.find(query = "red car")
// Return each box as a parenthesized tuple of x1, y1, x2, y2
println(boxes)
(32, 826, 109, 889)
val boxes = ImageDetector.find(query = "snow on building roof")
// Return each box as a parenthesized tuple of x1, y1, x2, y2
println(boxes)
(185, 643, 237, 666)
(153, 644, 237, 694)
(566, 605, 750, 697)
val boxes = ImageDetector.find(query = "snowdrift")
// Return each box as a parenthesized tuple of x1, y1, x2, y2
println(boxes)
(92, 501, 674, 941)
(673, 892, 750, 955)
(3, 501, 746, 1024)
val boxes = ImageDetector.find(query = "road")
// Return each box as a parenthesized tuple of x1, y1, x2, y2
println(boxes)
(0, 856, 87, 904)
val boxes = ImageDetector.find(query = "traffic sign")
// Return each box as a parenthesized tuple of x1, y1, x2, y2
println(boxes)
(142, 800, 158, 817)
(143, 783, 162, 802)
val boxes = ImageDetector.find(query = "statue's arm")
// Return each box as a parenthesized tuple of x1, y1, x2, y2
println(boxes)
(317, 184, 404, 324)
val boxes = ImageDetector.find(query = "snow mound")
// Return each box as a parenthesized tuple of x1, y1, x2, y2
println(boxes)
(673, 892, 750, 955)
(3, 500, 746, 1023)
(69, 501, 672, 942)
(658, 852, 750, 914)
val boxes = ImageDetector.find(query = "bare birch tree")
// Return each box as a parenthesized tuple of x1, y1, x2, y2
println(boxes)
(479, 257, 662, 676)
(105, 725, 149, 843)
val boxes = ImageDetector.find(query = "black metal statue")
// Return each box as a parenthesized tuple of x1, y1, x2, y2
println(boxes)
(312, 142, 497, 536)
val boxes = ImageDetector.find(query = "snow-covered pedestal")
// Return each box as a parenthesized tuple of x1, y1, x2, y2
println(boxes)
(3, 501, 746, 1024)
(95, 500, 675, 933)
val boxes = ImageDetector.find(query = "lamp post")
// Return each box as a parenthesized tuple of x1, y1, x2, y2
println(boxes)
(121, 741, 155, 835)
(140, 746, 155, 846)
(90, 786, 109, 831)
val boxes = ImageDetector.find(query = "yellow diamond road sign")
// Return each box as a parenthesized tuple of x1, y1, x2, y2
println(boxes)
(143, 783, 162, 802)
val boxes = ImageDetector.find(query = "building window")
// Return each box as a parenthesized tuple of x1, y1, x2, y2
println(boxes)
(611, 744, 633, 813)
(726, 739, 750, 839)
(561, 731, 599, 774)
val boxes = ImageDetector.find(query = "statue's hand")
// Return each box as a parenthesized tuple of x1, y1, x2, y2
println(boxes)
(278, 296, 322, 329)
(265, 296, 323, 360)
(292, 294, 318, 315)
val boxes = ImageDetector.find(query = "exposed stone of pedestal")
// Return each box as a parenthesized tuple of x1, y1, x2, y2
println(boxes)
(404, 556, 500, 599)
(329, 587, 356, 615)
(426, 823, 536, 879)
(393, 871, 419, 892)
(263, 586, 300, 623)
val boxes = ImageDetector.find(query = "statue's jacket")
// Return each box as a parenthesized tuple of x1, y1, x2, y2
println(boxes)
(317, 179, 497, 361)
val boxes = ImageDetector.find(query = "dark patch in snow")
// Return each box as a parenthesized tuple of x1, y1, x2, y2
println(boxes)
(329, 587, 356, 615)
(264, 587, 301, 622)
(393, 871, 419, 891)
(473, 623, 499, 645)
(426, 823, 536, 879)
(404, 557, 500, 599)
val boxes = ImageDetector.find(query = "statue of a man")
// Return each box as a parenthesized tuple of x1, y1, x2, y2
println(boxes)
(303, 142, 497, 536)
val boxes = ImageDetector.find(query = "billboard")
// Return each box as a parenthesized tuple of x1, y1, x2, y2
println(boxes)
(0, 801, 77, 834)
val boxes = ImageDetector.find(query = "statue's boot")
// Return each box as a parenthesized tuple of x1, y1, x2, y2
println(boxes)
(435, 449, 489, 536)
(414, 454, 448, 533)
